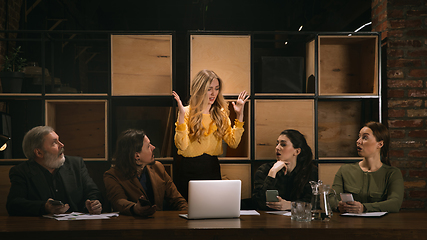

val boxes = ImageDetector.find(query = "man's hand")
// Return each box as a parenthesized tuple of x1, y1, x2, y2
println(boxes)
(45, 198, 69, 214)
(134, 202, 156, 217)
(86, 199, 102, 215)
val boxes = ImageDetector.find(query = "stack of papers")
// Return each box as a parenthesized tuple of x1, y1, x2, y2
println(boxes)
(43, 212, 119, 221)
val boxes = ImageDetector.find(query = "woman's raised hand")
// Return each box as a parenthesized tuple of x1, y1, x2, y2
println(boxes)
(173, 91, 185, 124)
(232, 90, 250, 122)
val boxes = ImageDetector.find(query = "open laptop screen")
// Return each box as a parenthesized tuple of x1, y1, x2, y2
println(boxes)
(180, 180, 241, 220)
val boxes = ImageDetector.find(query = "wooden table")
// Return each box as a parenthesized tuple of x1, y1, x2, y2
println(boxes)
(1, 211, 426, 240)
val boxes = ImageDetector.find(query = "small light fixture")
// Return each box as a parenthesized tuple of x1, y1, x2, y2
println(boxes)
(0, 134, 10, 151)
(284, 41, 288, 45)
(298, 25, 303, 31)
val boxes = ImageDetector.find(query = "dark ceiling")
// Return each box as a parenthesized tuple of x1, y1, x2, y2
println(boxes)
(20, 0, 372, 32)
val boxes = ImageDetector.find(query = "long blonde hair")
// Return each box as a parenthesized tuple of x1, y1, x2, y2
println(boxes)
(188, 70, 229, 142)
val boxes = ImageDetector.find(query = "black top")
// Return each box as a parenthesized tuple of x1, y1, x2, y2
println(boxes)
(7, 156, 101, 216)
(36, 163, 69, 209)
(252, 161, 317, 210)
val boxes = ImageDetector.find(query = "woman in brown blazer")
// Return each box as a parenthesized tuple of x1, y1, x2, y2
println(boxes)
(104, 129, 187, 217)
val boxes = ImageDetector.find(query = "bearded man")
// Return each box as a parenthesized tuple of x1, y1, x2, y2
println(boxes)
(6, 126, 102, 216)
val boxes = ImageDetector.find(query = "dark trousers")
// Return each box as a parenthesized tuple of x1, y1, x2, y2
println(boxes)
(174, 154, 221, 201)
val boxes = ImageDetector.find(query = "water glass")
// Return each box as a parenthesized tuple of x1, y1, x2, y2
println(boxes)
(291, 201, 312, 222)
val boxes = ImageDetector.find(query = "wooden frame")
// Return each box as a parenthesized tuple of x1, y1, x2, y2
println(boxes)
(254, 100, 314, 160)
(45, 100, 108, 161)
(190, 35, 251, 95)
(111, 35, 172, 96)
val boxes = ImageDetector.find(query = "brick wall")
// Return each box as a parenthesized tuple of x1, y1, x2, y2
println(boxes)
(372, 0, 427, 211)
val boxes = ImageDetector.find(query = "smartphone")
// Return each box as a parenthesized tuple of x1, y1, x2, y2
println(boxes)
(138, 198, 152, 207)
(48, 199, 64, 206)
(266, 190, 279, 202)
(340, 193, 354, 202)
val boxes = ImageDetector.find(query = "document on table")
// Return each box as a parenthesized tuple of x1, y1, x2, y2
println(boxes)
(341, 212, 388, 217)
(240, 210, 260, 215)
(43, 212, 119, 220)
(266, 211, 291, 216)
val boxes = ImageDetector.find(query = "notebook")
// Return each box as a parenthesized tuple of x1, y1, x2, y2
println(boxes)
(179, 180, 241, 220)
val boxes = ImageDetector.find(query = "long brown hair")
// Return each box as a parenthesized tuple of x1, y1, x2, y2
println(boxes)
(187, 70, 229, 142)
(113, 129, 146, 179)
(364, 121, 390, 166)
(280, 129, 315, 199)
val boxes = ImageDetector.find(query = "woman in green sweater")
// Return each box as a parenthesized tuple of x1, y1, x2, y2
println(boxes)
(332, 122, 404, 213)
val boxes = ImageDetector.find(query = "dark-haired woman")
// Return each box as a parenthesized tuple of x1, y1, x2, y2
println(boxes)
(104, 129, 187, 217)
(332, 122, 404, 213)
(252, 129, 317, 210)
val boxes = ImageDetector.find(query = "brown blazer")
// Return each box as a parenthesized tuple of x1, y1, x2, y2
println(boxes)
(103, 161, 187, 215)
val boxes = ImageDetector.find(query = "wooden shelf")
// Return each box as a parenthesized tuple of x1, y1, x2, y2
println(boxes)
(45, 100, 108, 160)
(220, 164, 251, 199)
(113, 105, 174, 158)
(254, 99, 314, 160)
(318, 100, 361, 158)
(222, 101, 250, 159)
(314, 35, 378, 95)
(190, 35, 251, 95)
(111, 35, 172, 96)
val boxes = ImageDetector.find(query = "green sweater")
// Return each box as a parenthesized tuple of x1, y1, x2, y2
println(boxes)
(332, 162, 404, 213)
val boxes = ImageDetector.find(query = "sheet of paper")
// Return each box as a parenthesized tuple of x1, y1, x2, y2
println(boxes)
(266, 211, 291, 216)
(43, 212, 119, 220)
(240, 210, 260, 215)
(341, 212, 388, 217)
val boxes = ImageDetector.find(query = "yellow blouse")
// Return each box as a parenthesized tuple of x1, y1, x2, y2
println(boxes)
(174, 106, 244, 158)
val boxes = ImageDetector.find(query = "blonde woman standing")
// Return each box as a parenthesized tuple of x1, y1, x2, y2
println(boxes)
(172, 69, 249, 200)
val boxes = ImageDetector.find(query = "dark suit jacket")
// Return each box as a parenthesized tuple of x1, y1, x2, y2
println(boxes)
(104, 161, 187, 215)
(6, 156, 101, 216)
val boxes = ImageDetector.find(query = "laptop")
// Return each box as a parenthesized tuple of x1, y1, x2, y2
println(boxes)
(179, 180, 241, 220)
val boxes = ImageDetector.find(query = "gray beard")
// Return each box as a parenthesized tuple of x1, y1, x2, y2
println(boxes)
(44, 152, 65, 169)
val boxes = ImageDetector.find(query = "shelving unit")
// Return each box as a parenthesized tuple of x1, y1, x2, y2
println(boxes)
(0, 30, 380, 201)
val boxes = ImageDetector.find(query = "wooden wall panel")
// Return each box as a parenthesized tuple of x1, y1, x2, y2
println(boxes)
(46, 100, 107, 160)
(111, 35, 172, 96)
(220, 164, 251, 199)
(190, 35, 251, 95)
(255, 100, 314, 160)
(318, 101, 361, 157)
